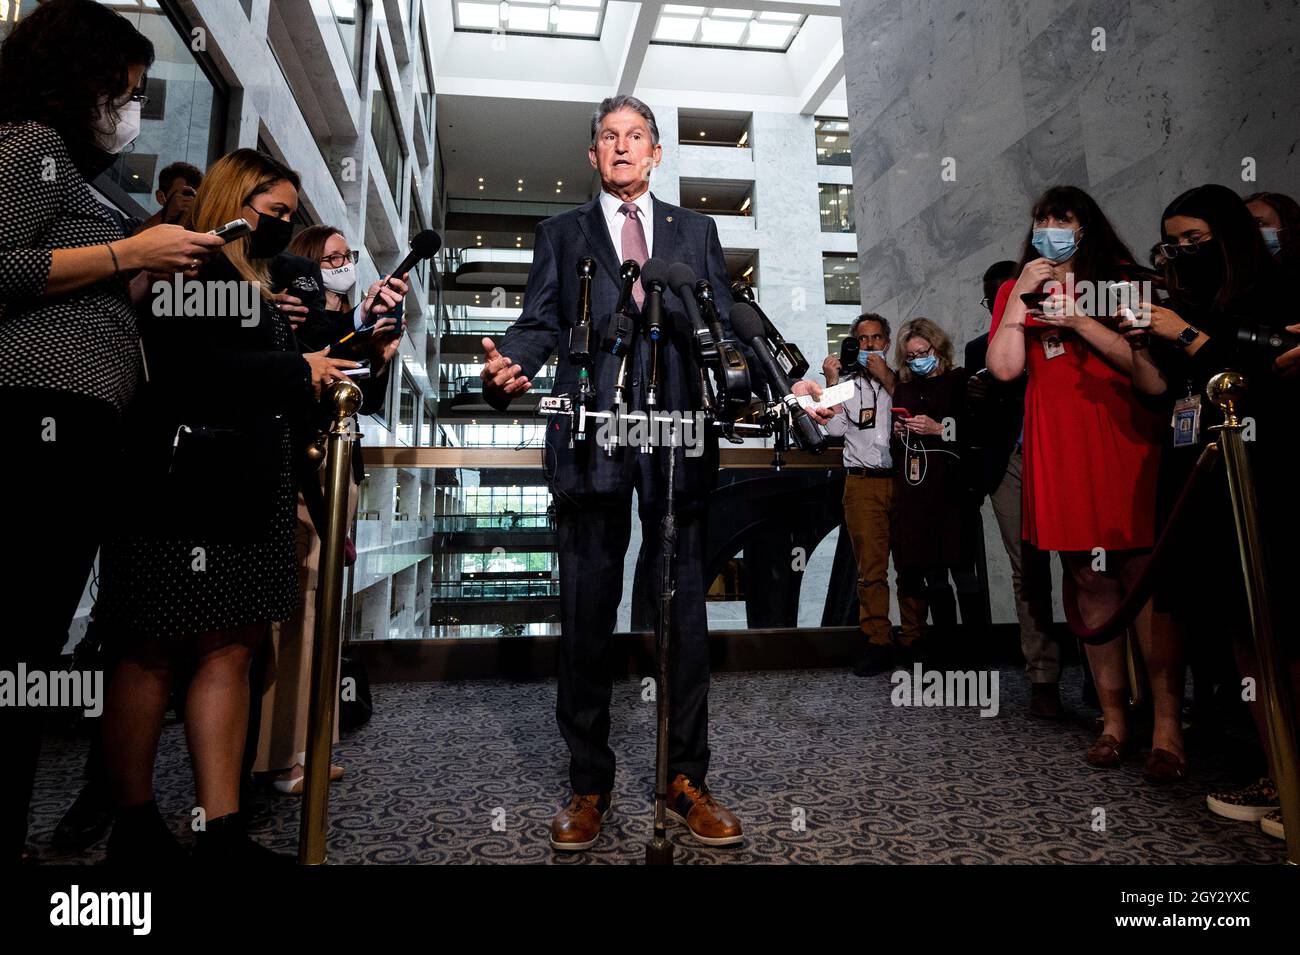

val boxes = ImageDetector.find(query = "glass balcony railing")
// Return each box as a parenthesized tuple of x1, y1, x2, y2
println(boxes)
(347, 446, 855, 643)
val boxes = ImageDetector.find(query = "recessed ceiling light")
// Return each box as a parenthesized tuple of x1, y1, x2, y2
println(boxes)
(517, 179, 523, 184)
(699, 131, 706, 137)
(700, 196, 708, 202)
(478, 177, 484, 182)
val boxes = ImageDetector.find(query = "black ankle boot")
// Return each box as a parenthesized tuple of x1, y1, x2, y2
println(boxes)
(52, 782, 115, 852)
(193, 812, 293, 865)
(105, 800, 187, 865)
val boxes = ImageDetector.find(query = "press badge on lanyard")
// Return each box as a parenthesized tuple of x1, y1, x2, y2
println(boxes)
(1041, 332, 1066, 360)
(858, 407, 876, 429)
(1172, 394, 1201, 447)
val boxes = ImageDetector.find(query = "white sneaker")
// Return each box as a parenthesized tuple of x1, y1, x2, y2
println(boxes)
(1206, 778, 1278, 822)
(1261, 809, 1285, 840)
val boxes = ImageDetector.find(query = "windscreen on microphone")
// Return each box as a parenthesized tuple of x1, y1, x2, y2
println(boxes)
(409, 229, 443, 259)
(667, 262, 697, 294)
(728, 302, 764, 344)
(640, 257, 671, 290)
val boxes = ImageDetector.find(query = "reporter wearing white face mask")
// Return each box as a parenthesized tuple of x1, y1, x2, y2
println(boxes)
(251, 225, 407, 796)
(0, 0, 228, 863)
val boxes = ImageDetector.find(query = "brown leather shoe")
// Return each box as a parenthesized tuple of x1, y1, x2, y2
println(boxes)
(1086, 733, 1132, 767)
(666, 774, 743, 847)
(549, 792, 611, 852)
(1142, 748, 1187, 785)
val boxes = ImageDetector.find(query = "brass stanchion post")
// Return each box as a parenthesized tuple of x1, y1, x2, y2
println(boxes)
(1207, 370, 1299, 864)
(298, 379, 362, 865)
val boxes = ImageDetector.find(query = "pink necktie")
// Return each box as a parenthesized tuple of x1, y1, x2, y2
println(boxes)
(620, 202, 649, 307)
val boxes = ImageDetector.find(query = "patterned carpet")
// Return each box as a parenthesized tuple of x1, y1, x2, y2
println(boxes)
(29, 666, 1285, 864)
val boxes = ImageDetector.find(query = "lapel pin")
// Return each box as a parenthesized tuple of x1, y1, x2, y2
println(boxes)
(666, 216, 672, 222)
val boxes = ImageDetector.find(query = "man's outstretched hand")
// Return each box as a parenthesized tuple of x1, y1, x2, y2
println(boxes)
(480, 337, 532, 403)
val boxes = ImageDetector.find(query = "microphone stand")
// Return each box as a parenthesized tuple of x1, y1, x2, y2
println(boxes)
(569, 257, 596, 448)
(646, 414, 677, 866)
(766, 379, 790, 471)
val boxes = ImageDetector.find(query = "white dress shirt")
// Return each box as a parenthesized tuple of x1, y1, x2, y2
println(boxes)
(823, 370, 894, 469)
(598, 188, 655, 261)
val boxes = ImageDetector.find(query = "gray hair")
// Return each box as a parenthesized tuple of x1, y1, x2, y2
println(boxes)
(590, 95, 659, 147)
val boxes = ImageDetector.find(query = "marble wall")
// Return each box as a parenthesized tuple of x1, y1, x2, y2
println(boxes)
(842, 0, 1300, 347)
(840, 0, 1300, 624)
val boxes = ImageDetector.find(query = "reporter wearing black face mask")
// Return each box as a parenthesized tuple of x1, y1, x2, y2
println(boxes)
(1123, 184, 1299, 810)
(93, 149, 359, 864)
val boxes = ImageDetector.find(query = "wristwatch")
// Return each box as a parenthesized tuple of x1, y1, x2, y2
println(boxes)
(1172, 325, 1200, 349)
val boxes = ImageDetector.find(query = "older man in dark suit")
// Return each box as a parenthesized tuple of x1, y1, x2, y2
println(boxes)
(481, 95, 829, 851)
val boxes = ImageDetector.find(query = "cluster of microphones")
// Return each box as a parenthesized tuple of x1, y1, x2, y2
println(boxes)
(567, 255, 826, 454)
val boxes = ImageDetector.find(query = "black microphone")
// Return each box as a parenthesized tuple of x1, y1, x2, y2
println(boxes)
(365, 228, 442, 317)
(692, 279, 730, 348)
(640, 257, 670, 342)
(614, 259, 640, 317)
(731, 281, 809, 379)
(666, 262, 708, 335)
(730, 303, 825, 453)
(570, 256, 595, 366)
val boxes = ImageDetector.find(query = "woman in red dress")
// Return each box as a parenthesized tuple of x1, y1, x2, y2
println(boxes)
(987, 186, 1176, 778)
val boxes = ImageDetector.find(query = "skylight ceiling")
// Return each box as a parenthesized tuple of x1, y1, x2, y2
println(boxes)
(454, 0, 606, 39)
(651, 5, 806, 52)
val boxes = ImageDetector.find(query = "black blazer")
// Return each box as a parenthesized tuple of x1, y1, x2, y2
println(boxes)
(964, 332, 1026, 498)
(122, 254, 314, 539)
(494, 193, 764, 499)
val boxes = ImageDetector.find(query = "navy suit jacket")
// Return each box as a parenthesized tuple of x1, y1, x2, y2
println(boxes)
(495, 192, 762, 500)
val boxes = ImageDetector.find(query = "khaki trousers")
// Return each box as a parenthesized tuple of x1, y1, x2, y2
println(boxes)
(842, 473, 901, 646)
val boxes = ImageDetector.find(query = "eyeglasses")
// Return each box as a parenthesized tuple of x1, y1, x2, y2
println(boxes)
(321, 250, 360, 268)
(904, 345, 934, 361)
(1155, 238, 1213, 258)
(114, 83, 149, 109)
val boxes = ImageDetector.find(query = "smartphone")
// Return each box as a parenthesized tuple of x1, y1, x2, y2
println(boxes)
(891, 407, 912, 418)
(343, 362, 371, 379)
(1019, 290, 1049, 327)
(210, 218, 251, 241)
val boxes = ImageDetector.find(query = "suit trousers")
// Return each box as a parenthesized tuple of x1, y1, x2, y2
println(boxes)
(554, 451, 710, 795)
(989, 446, 1058, 682)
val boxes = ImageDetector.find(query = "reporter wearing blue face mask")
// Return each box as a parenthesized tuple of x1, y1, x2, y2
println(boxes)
(889, 318, 978, 665)
(822, 314, 905, 676)
(1245, 191, 1300, 279)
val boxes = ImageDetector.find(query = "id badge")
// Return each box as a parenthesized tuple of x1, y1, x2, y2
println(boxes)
(907, 451, 922, 482)
(858, 407, 876, 430)
(1042, 332, 1066, 360)
(1172, 395, 1201, 447)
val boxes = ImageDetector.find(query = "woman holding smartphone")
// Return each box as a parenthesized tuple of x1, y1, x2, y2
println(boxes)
(95, 149, 358, 863)
(0, 0, 230, 863)
(248, 225, 405, 795)
(889, 318, 977, 664)
(986, 186, 1175, 780)
(1123, 184, 1297, 831)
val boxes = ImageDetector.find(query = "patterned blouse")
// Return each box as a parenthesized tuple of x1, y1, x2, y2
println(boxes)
(0, 121, 140, 412)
